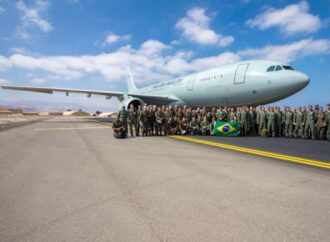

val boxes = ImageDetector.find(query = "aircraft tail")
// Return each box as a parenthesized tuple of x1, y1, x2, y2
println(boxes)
(126, 67, 138, 93)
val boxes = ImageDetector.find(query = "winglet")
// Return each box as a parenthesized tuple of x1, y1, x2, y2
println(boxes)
(126, 66, 138, 93)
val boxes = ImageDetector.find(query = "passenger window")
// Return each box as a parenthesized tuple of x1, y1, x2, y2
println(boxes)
(267, 66, 275, 72)
(275, 65, 282, 71)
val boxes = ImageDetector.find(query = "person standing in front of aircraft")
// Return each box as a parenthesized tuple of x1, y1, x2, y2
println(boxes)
(257, 106, 267, 136)
(136, 105, 142, 136)
(266, 107, 276, 138)
(141, 106, 150, 136)
(316, 107, 327, 140)
(249, 106, 256, 136)
(294, 107, 304, 138)
(127, 104, 138, 137)
(304, 105, 316, 140)
(118, 106, 128, 138)
(284, 107, 294, 138)
(274, 107, 282, 137)
(155, 107, 164, 136)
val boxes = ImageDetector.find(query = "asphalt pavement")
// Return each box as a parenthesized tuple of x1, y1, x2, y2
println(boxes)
(0, 117, 329, 241)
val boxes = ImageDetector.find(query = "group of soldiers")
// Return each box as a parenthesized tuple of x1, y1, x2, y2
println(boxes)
(112, 103, 330, 141)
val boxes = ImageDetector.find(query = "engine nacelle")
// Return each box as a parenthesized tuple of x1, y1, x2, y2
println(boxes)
(118, 96, 144, 110)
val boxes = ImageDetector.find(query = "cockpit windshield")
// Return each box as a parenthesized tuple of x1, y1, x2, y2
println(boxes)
(283, 65, 294, 70)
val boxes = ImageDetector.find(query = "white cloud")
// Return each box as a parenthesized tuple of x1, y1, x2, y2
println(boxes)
(0, 78, 10, 84)
(0, 6, 5, 14)
(31, 78, 46, 85)
(0, 38, 329, 88)
(103, 33, 131, 46)
(239, 38, 330, 62)
(176, 7, 234, 47)
(246, 1, 322, 35)
(16, 0, 53, 39)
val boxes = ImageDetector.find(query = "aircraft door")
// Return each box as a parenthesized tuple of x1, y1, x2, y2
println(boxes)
(186, 76, 195, 91)
(234, 63, 249, 84)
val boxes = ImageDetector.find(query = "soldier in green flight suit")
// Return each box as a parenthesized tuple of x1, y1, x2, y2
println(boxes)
(304, 105, 315, 140)
(267, 107, 276, 137)
(327, 104, 330, 141)
(284, 106, 294, 138)
(294, 107, 305, 138)
(229, 108, 236, 122)
(257, 106, 267, 136)
(216, 107, 226, 122)
(118, 106, 128, 137)
(249, 106, 256, 136)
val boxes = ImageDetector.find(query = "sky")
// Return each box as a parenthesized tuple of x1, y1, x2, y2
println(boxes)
(0, 0, 329, 112)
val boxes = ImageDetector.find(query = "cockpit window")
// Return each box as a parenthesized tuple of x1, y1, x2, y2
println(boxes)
(283, 65, 294, 70)
(266, 66, 275, 72)
(275, 65, 282, 71)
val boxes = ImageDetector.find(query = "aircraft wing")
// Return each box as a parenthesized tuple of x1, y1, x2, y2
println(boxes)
(0, 85, 177, 103)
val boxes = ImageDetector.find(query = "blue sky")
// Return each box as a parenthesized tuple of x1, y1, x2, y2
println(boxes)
(0, 0, 329, 111)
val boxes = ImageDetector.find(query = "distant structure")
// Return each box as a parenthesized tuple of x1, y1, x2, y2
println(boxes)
(38, 111, 63, 116)
(98, 112, 116, 118)
(0, 107, 23, 117)
(63, 109, 91, 116)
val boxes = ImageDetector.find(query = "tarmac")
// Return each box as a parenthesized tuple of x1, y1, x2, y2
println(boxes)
(0, 117, 329, 241)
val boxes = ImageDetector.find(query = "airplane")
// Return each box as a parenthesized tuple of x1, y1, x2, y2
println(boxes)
(1, 60, 310, 109)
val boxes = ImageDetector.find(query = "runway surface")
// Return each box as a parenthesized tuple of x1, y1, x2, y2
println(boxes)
(0, 117, 329, 241)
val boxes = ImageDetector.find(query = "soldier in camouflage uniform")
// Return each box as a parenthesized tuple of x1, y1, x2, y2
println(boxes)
(274, 107, 282, 137)
(136, 105, 142, 136)
(118, 106, 128, 137)
(249, 106, 256, 136)
(155, 107, 164, 136)
(316, 107, 327, 140)
(140, 106, 150, 136)
(127, 104, 138, 137)
(201, 116, 210, 135)
(189, 116, 199, 135)
(304, 105, 315, 140)
(229, 108, 236, 122)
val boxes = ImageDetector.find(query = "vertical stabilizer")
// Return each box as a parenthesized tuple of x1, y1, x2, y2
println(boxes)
(126, 67, 138, 93)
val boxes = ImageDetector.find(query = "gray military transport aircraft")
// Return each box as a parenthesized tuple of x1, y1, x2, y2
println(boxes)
(1, 60, 310, 109)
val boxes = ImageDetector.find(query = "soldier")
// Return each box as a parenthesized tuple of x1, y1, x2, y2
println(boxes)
(127, 104, 138, 137)
(176, 107, 184, 121)
(216, 107, 226, 122)
(163, 106, 171, 135)
(304, 105, 315, 140)
(201, 116, 210, 135)
(240, 107, 248, 136)
(189, 116, 199, 135)
(274, 107, 282, 137)
(140, 106, 150, 136)
(136, 105, 142, 136)
(179, 117, 188, 135)
(149, 106, 156, 136)
(112, 116, 126, 139)
(155, 107, 164, 136)
(210, 117, 216, 135)
(169, 116, 180, 135)
(248, 106, 256, 136)
(316, 107, 327, 140)
(327, 104, 330, 141)
(184, 107, 192, 123)
(118, 106, 128, 137)
(257, 106, 267, 136)
(284, 107, 294, 138)
(229, 108, 236, 122)
(266, 107, 276, 137)
(294, 107, 304, 138)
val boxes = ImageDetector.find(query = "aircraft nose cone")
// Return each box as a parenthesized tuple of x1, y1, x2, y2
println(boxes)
(295, 72, 310, 87)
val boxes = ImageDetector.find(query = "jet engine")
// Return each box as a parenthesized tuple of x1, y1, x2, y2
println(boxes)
(118, 95, 144, 109)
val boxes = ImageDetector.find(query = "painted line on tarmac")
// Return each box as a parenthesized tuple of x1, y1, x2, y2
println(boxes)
(34, 126, 111, 131)
(168, 135, 330, 170)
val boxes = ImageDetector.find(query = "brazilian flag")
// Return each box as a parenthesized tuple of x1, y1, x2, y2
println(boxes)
(213, 121, 240, 137)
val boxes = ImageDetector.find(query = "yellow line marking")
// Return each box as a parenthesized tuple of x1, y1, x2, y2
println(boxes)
(34, 126, 111, 131)
(169, 135, 330, 170)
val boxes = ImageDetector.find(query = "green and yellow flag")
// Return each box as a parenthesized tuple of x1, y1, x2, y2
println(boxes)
(213, 121, 240, 137)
